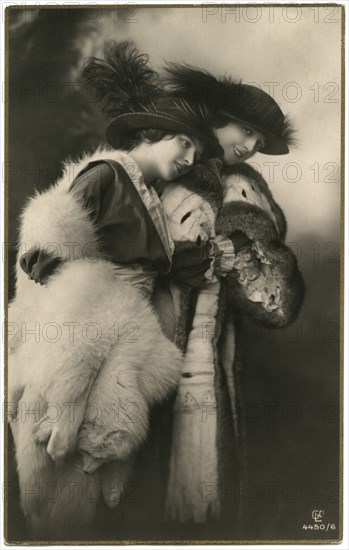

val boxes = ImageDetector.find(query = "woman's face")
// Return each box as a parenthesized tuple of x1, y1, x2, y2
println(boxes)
(213, 121, 266, 165)
(149, 134, 204, 181)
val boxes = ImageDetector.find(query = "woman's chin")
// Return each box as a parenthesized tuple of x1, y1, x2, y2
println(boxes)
(224, 155, 241, 165)
(163, 169, 179, 181)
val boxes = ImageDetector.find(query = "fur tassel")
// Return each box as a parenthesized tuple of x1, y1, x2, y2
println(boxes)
(83, 40, 162, 119)
(165, 281, 221, 523)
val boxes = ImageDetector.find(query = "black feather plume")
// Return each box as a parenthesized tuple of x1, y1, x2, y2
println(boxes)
(83, 41, 163, 119)
(278, 114, 298, 148)
(162, 62, 240, 112)
(162, 62, 296, 149)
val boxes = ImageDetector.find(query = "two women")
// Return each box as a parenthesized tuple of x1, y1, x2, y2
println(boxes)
(8, 41, 304, 538)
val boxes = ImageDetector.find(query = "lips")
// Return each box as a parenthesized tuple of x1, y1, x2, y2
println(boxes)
(175, 161, 183, 175)
(233, 147, 242, 159)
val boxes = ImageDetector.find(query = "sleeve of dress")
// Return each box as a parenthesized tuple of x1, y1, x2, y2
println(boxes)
(68, 161, 117, 225)
(19, 162, 116, 284)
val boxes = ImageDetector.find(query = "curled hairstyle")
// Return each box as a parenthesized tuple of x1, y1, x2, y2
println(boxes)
(121, 128, 171, 151)
(121, 128, 200, 153)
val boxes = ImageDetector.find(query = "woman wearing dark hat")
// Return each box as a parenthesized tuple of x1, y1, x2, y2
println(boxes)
(163, 63, 294, 162)
(9, 42, 224, 539)
(145, 64, 304, 532)
(156, 63, 296, 292)
(9, 45, 303, 539)
(18, 45, 223, 286)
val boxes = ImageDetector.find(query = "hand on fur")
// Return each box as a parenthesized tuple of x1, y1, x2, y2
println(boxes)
(161, 184, 216, 244)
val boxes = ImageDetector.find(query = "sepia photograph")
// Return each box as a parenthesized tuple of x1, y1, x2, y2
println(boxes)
(3, 1, 344, 545)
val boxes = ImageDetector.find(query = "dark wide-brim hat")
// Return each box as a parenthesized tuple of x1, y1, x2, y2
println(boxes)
(163, 64, 295, 156)
(218, 109, 290, 155)
(106, 96, 223, 159)
(217, 85, 293, 155)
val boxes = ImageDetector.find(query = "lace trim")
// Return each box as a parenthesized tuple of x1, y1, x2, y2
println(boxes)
(204, 235, 236, 283)
(234, 242, 281, 312)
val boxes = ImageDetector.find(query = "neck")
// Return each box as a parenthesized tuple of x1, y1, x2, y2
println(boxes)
(128, 144, 157, 184)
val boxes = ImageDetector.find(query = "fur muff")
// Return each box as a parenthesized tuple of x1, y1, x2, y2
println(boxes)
(169, 163, 304, 328)
(215, 166, 305, 327)
(225, 238, 305, 326)
(162, 162, 305, 523)
(8, 148, 183, 535)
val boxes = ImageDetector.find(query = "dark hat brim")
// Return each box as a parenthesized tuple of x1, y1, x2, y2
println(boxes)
(259, 136, 289, 155)
(253, 124, 289, 155)
(219, 112, 289, 155)
(106, 112, 223, 159)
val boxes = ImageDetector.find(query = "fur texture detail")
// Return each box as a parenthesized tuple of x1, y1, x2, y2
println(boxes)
(162, 160, 224, 213)
(14, 146, 135, 301)
(11, 261, 182, 463)
(222, 163, 287, 239)
(214, 165, 304, 326)
(9, 148, 183, 535)
(160, 161, 304, 327)
(217, 201, 279, 243)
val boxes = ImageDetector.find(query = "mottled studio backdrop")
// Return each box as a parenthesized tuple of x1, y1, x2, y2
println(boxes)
(6, 5, 342, 542)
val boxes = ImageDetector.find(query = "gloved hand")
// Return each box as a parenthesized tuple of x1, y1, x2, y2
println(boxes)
(170, 240, 213, 288)
(161, 184, 216, 245)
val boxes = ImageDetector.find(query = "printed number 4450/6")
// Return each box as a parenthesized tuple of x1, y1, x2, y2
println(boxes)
(302, 524, 336, 531)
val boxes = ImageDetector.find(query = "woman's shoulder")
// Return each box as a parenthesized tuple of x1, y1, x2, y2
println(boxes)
(67, 148, 139, 198)
(67, 151, 137, 224)
(68, 160, 117, 200)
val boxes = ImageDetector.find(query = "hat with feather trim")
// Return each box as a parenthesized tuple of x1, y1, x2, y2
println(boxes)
(163, 63, 296, 155)
(105, 96, 223, 158)
(83, 41, 222, 159)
